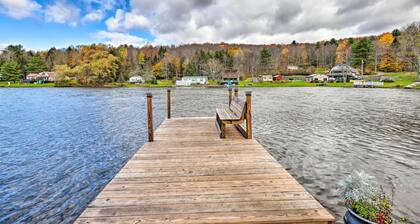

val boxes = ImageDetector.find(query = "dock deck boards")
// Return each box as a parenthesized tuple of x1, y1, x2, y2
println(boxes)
(76, 117, 335, 224)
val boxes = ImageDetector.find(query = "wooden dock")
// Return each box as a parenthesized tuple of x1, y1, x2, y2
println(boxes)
(76, 117, 335, 224)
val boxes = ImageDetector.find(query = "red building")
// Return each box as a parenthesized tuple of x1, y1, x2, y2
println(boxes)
(273, 75, 282, 81)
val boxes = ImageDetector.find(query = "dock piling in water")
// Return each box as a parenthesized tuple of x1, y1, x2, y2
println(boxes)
(246, 91, 252, 139)
(146, 92, 153, 142)
(234, 88, 239, 97)
(167, 89, 171, 119)
(228, 87, 232, 105)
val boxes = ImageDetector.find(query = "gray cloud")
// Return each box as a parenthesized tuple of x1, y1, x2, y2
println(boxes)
(104, 0, 420, 45)
(273, 1, 302, 25)
(335, 0, 378, 14)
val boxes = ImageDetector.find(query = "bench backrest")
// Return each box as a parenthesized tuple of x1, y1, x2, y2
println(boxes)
(230, 96, 246, 119)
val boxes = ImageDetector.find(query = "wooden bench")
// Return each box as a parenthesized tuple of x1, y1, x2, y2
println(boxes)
(216, 88, 252, 139)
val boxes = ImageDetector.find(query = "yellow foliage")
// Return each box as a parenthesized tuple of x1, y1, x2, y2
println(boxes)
(227, 47, 242, 58)
(379, 32, 394, 48)
(80, 44, 110, 64)
(152, 60, 165, 78)
(137, 51, 146, 65)
(379, 49, 402, 72)
(335, 39, 348, 64)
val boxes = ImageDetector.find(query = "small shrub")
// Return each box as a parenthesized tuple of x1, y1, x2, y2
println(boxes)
(338, 171, 393, 223)
(381, 79, 394, 83)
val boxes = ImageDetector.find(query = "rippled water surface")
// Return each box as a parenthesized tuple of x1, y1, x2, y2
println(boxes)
(0, 87, 419, 223)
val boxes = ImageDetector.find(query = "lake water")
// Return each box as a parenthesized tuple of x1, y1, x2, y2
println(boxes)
(0, 87, 419, 223)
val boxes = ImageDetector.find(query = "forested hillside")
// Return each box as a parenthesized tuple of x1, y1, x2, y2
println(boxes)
(0, 22, 418, 86)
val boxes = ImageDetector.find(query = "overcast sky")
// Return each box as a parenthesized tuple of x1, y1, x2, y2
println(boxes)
(0, 0, 419, 50)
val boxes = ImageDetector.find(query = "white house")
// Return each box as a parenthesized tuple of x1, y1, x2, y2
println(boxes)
(176, 76, 208, 86)
(306, 74, 328, 82)
(39, 72, 57, 82)
(25, 72, 57, 82)
(287, 65, 300, 71)
(128, 76, 144, 84)
(262, 75, 273, 82)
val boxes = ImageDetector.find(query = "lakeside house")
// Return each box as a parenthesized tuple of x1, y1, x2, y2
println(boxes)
(306, 74, 328, 82)
(283, 75, 307, 81)
(221, 70, 239, 85)
(254, 75, 273, 82)
(329, 64, 358, 82)
(286, 65, 300, 71)
(176, 76, 208, 86)
(25, 72, 57, 83)
(128, 76, 144, 84)
(262, 75, 273, 82)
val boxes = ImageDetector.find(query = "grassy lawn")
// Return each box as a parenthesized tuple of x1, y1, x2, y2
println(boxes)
(0, 81, 55, 88)
(378, 72, 418, 88)
(239, 80, 316, 87)
(238, 80, 354, 87)
(1, 73, 417, 89)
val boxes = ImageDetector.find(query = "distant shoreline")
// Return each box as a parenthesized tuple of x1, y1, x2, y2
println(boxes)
(1, 83, 419, 89)
(1, 72, 418, 89)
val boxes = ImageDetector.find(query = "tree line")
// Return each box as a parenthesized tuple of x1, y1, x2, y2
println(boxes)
(0, 22, 418, 86)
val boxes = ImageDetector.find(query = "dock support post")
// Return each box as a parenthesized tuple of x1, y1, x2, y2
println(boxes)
(245, 91, 252, 139)
(234, 88, 238, 98)
(167, 89, 171, 119)
(146, 93, 154, 142)
(228, 87, 232, 105)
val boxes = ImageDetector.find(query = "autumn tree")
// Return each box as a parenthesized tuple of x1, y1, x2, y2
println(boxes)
(65, 46, 79, 68)
(205, 58, 223, 80)
(396, 22, 419, 77)
(117, 46, 130, 81)
(152, 60, 165, 78)
(378, 32, 401, 72)
(335, 40, 350, 65)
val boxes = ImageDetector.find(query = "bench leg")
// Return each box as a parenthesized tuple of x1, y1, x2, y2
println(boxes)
(220, 121, 226, 138)
(215, 113, 224, 138)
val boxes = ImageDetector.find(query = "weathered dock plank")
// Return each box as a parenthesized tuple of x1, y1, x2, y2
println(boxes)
(76, 117, 335, 224)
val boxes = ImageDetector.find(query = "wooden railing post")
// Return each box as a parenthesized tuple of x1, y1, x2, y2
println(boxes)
(245, 91, 252, 139)
(234, 88, 239, 98)
(167, 89, 171, 119)
(228, 87, 232, 105)
(146, 92, 154, 142)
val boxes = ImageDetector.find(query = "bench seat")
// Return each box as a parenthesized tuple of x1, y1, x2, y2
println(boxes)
(216, 93, 251, 139)
(216, 107, 241, 121)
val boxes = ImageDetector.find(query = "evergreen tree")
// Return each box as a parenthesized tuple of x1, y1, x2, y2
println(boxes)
(1, 60, 21, 82)
(351, 39, 374, 73)
(259, 48, 272, 74)
(26, 56, 47, 74)
(392, 29, 401, 37)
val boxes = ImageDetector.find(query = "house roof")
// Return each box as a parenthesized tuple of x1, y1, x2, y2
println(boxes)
(40, 71, 56, 76)
(183, 76, 207, 78)
(27, 73, 39, 77)
(330, 64, 357, 73)
(222, 71, 239, 79)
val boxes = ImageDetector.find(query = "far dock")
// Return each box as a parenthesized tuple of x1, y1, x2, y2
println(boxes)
(76, 90, 335, 224)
